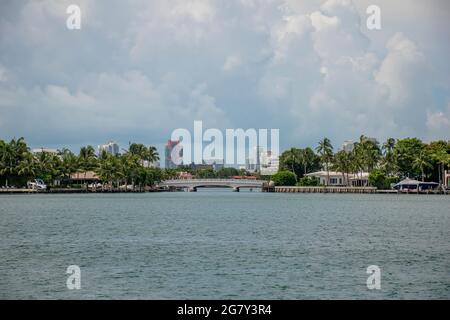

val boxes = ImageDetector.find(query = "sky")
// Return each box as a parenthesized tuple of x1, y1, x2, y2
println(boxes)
(0, 0, 450, 157)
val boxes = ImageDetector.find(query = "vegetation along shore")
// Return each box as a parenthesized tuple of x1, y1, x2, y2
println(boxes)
(1, 136, 450, 193)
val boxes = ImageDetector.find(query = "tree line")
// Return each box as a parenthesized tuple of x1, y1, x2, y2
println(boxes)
(0, 137, 254, 189)
(274, 136, 450, 188)
(0, 138, 163, 190)
(2, 136, 450, 190)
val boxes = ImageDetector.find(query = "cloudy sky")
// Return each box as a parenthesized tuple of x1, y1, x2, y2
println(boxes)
(1, 0, 449, 155)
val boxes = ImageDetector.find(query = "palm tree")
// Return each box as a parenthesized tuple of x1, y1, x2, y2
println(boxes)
(147, 146, 160, 164)
(288, 148, 302, 181)
(79, 146, 97, 174)
(355, 135, 381, 173)
(316, 138, 333, 185)
(413, 150, 433, 182)
(0, 138, 29, 186)
(381, 138, 397, 175)
(128, 143, 159, 168)
(96, 153, 123, 191)
(17, 152, 37, 179)
(34, 151, 60, 184)
(333, 150, 351, 186)
(78, 146, 97, 189)
(58, 148, 79, 182)
(299, 148, 316, 176)
(382, 138, 396, 155)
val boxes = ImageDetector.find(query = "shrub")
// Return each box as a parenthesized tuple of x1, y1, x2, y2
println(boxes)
(296, 176, 320, 186)
(369, 170, 399, 189)
(272, 171, 297, 186)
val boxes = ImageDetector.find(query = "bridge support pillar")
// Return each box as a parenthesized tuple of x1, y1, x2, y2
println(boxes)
(232, 187, 240, 192)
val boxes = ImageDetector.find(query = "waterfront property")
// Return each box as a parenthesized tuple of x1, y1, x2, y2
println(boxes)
(305, 171, 369, 187)
(69, 171, 100, 184)
(393, 178, 439, 191)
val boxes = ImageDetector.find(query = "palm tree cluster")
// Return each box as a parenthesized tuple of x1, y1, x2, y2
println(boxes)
(279, 136, 450, 187)
(0, 138, 162, 190)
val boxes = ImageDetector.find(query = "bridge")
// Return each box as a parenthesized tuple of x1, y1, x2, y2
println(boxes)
(159, 179, 266, 192)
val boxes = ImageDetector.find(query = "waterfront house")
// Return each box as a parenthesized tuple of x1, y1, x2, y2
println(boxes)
(305, 171, 369, 186)
(393, 178, 439, 191)
(69, 171, 100, 184)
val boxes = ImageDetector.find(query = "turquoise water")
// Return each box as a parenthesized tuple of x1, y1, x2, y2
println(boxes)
(0, 191, 449, 299)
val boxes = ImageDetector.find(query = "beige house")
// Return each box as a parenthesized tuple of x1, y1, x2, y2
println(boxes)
(305, 171, 369, 187)
(69, 171, 100, 183)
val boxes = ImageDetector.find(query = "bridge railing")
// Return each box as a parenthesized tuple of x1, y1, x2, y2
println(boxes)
(160, 179, 266, 185)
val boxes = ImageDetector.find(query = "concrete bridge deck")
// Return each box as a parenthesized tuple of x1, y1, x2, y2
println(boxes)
(159, 179, 266, 192)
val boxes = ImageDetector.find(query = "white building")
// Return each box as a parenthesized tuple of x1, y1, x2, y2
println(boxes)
(143, 160, 160, 168)
(32, 148, 58, 154)
(98, 141, 119, 155)
(246, 146, 279, 175)
(204, 158, 225, 171)
(342, 140, 355, 152)
(305, 171, 370, 186)
(341, 137, 379, 153)
(260, 150, 279, 176)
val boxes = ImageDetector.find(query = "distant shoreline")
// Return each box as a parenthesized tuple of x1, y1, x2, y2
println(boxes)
(0, 187, 449, 195)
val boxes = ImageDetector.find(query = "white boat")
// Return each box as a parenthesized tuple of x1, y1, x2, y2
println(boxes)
(27, 179, 47, 190)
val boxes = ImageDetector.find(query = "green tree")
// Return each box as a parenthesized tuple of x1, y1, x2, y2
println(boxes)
(354, 135, 381, 173)
(333, 150, 352, 186)
(17, 152, 36, 180)
(412, 149, 433, 182)
(296, 176, 320, 186)
(427, 141, 450, 185)
(34, 151, 61, 184)
(79, 146, 97, 173)
(368, 169, 398, 189)
(316, 138, 333, 185)
(58, 148, 78, 182)
(216, 167, 240, 178)
(381, 138, 397, 175)
(96, 153, 123, 191)
(279, 148, 302, 180)
(0, 137, 29, 186)
(393, 138, 424, 178)
(272, 170, 297, 186)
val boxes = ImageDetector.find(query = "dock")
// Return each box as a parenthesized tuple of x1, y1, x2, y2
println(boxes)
(270, 186, 448, 194)
(273, 186, 377, 193)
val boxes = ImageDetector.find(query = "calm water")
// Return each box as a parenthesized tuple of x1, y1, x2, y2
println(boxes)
(0, 190, 449, 299)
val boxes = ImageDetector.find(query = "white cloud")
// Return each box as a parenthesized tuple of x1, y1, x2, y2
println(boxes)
(0, 0, 449, 150)
(426, 104, 450, 140)
(223, 55, 242, 71)
(375, 32, 427, 106)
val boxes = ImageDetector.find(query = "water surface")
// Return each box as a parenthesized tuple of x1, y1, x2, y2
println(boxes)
(1, 190, 449, 299)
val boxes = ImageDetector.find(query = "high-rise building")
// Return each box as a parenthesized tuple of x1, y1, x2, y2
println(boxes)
(98, 141, 119, 155)
(260, 150, 279, 176)
(204, 158, 224, 171)
(246, 146, 279, 175)
(342, 137, 379, 153)
(143, 160, 160, 168)
(342, 140, 355, 152)
(165, 140, 182, 168)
